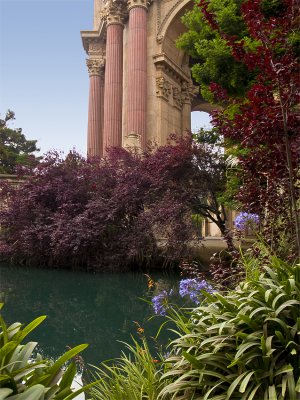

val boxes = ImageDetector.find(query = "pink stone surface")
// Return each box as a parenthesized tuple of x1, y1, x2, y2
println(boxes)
(127, 7, 147, 149)
(103, 23, 124, 154)
(87, 75, 104, 157)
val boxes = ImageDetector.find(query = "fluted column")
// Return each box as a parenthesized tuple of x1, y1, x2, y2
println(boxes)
(127, 0, 149, 149)
(102, 2, 127, 153)
(87, 58, 105, 157)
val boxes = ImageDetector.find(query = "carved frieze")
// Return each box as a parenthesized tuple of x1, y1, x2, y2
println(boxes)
(172, 86, 183, 109)
(86, 58, 105, 77)
(156, 76, 172, 101)
(88, 40, 106, 59)
(153, 53, 190, 86)
(181, 81, 197, 104)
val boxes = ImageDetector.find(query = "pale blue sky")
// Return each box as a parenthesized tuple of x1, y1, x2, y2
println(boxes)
(0, 0, 210, 156)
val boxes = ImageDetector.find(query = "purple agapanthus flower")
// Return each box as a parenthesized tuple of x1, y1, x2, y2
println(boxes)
(152, 289, 173, 316)
(234, 212, 260, 231)
(179, 279, 214, 304)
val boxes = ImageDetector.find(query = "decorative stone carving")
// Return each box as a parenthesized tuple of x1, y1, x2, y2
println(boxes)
(181, 81, 197, 104)
(156, 35, 164, 44)
(123, 132, 142, 151)
(86, 58, 105, 76)
(87, 40, 106, 66)
(156, 76, 171, 101)
(172, 86, 183, 109)
(127, 0, 152, 11)
(154, 53, 190, 86)
(100, 0, 128, 26)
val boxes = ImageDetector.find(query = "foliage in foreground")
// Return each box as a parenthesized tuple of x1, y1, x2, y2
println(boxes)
(0, 305, 98, 399)
(89, 337, 169, 400)
(160, 258, 300, 399)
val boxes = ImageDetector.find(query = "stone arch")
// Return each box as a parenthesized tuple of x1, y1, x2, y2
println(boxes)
(157, 0, 192, 45)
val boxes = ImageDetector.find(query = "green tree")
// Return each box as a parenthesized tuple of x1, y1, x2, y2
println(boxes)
(0, 110, 40, 174)
(177, 0, 288, 102)
(177, 0, 252, 101)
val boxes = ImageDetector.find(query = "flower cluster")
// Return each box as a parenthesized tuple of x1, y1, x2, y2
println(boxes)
(151, 279, 214, 315)
(234, 212, 259, 231)
(152, 290, 173, 316)
(179, 279, 214, 304)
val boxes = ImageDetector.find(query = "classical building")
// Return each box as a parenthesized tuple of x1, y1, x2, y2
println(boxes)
(81, 0, 213, 157)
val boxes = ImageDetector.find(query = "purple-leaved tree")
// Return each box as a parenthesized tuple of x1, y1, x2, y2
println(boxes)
(0, 135, 228, 270)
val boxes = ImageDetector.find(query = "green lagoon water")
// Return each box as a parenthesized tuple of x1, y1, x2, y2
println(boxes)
(0, 264, 179, 366)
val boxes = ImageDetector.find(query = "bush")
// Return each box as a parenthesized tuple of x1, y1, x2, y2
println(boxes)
(0, 305, 98, 399)
(159, 258, 300, 399)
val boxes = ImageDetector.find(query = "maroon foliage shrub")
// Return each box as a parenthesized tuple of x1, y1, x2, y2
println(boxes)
(0, 138, 227, 270)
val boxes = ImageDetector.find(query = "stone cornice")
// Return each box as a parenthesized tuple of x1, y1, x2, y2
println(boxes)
(81, 20, 106, 54)
(153, 53, 190, 84)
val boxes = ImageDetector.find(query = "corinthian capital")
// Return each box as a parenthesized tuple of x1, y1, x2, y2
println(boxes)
(86, 58, 105, 77)
(127, 0, 152, 11)
(101, 0, 128, 26)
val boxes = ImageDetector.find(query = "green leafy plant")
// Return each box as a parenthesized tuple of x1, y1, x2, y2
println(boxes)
(89, 337, 170, 400)
(159, 258, 300, 399)
(0, 304, 98, 399)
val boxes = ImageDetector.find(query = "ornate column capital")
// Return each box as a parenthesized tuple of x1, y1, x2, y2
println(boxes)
(127, 0, 152, 11)
(86, 58, 105, 77)
(101, 0, 128, 27)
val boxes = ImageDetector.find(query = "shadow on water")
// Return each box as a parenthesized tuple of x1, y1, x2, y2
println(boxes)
(0, 263, 180, 366)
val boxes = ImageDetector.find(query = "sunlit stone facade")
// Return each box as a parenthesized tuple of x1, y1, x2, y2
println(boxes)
(81, 0, 215, 157)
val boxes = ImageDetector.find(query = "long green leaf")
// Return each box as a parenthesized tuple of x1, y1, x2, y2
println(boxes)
(42, 344, 88, 386)
(0, 341, 18, 362)
(226, 371, 249, 399)
(0, 388, 13, 399)
(12, 317, 46, 344)
(239, 371, 255, 393)
(8, 384, 45, 400)
(58, 362, 76, 391)
(63, 379, 102, 400)
(275, 300, 300, 317)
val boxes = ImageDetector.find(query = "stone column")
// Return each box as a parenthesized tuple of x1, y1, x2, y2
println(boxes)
(102, 2, 127, 153)
(87, 58, 105, 157)
(126, 0, 149, 149)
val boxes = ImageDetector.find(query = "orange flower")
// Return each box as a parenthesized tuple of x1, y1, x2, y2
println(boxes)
(144, 274, 155, 289)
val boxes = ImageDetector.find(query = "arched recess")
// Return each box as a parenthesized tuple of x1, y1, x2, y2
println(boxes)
(153, 0, 215, 142)
(157, 0, 193, 45)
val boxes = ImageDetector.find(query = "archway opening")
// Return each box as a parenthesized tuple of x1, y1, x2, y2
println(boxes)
(191, 111, 212, 133)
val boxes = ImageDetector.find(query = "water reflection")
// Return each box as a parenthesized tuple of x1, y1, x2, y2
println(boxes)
(0, 264, 179, 365)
